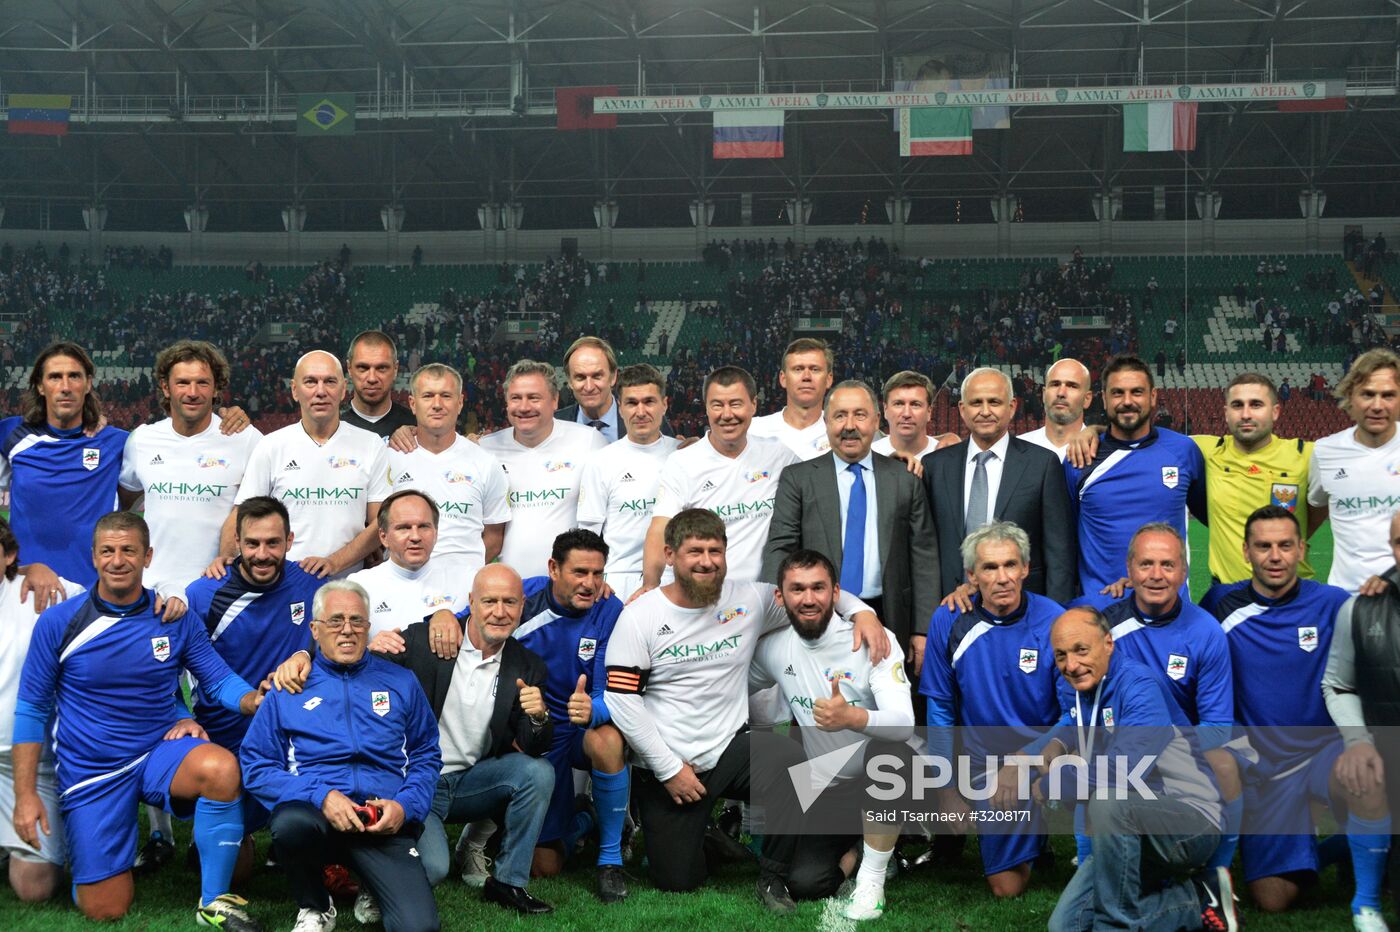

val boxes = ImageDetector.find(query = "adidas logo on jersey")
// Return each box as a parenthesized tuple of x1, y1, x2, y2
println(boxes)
(397, 472, 414, 482)
(375, 601, 392, 613)
(700, 480, 717, 491)
(149, 454, 164, 465)
(285, 460, 300, 471)
(657, 624, 673, 636)
(621, 472, 635, 482)
(783, 665, 795, 676)
(1335, 468, 1348, 479)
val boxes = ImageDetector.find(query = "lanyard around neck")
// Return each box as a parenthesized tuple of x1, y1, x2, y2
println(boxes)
(1075, 678, 1105, 763)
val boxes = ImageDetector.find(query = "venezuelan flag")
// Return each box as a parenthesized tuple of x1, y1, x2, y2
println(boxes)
(8, 94, 71, 136)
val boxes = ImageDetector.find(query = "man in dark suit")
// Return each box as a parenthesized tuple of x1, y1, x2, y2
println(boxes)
(922, 368, 1075, 635)
(762, 379, 939, 665)
(556, 335, 674, 440)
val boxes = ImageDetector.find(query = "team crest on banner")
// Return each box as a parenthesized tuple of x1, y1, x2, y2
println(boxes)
(290, 602, 306, 625)
(151, 636, 171, 662)
(371, 691, 391, 716)
(1018, 648, 1038, 674)
(1166, 654, 1188, 681)
(82, 447, 100, 471)
(1271, 483, 1299, 511)
(1298, 626, 1318, 652)
(578, 637, 598, 664)
(1102, 707, 1115, 728)
(1161, 466, 1179, 489)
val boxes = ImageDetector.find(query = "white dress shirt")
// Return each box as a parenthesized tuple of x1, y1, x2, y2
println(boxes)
(962, 432, 1011, 529)
(834, 450, 882, 598)
(574, 398, 619, 443)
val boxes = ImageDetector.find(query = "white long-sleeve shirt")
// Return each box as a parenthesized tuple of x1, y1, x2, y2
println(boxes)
(1321, 595, 1373, 747)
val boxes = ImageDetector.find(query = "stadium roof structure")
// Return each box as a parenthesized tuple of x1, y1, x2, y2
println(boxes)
(0, 0, 1397, 232)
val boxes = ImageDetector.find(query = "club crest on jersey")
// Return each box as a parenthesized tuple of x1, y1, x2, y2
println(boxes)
(1161, 466, 1179, 489)
(327, 455, 359, 470)
(744, 470, 772, 484)
(578, 637, 598, 663)
(290, 602, 306, 625)
(82, 447, 100, 471)
(1166, 654, 1188, 681)
(151, 636, 171, 662)
(1018, 648, 1038, 673)
(717, 606, 748, 624)
(544, 460, 573, 473)
(1298, 626, 1318, 652)
(197, 455, 229, 469)
(893, 664, 908, 685)
(371, 690, 391, 716)
(1271, 483, 1299, 511)
(1101, 707, 1115, 728)
(444, 470, 473, 484)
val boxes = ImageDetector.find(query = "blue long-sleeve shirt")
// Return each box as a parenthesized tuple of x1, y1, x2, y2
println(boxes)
(239, 650, 441, 823)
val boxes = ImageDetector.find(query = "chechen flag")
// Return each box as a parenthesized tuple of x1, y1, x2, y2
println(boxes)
(713, 110, 784, 159)
(1123, 101, 1197, 152)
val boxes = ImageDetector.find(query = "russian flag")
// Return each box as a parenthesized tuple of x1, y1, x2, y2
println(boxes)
(7, 94, 71, 136)
(713, 110, 784, 159)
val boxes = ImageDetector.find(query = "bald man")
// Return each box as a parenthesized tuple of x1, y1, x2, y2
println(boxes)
(1020, 358, 1093, 462)
(235, 351, 390, 579)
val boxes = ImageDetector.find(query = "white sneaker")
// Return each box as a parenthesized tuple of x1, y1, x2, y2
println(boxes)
(352, 890, 381, 924)
(842, 882, 886, 921)
(1354, 906, 1390, 932)
(292, 902, 337, 932)
(460, 844, 492, 888)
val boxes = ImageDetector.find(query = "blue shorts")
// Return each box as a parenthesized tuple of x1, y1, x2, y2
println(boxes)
(1239, 739, 1344, 883)
(539, 726, 590, 844)
(59, 737, 208, 885)
(974, 798, 1045, 876)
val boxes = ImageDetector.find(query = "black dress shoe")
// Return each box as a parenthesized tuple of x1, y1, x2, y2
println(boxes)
(483, 877, 554, 915)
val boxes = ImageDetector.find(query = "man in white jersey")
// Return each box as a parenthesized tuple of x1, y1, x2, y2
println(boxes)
(641, 366, 797, 592)
(604, 509, 889, 910)
(1019, 357, 1092, 462)
(351, 489, 465, 643)
(577, 363, 680, 601)
(1308, 348, 1400, 592)
(479, 360, 608, 578)
(872, 370, 937, 458)
(749, 338, 835, 460)
(387, 363, 509, 582)
(749, 548, 912, 921)
(0, 517, 81, 902)
(233, 350, 390, 579)
(120, 341, 261, 589)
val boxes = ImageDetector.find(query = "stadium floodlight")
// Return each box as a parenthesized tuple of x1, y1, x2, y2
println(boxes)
(82, 205, 107, 231)
(593, 200, 619, 229)
(477, 203, 499, 230)
(1192, 191, 1222, 219)
(884, 197, 911, 224)
(688, 199, 715, 226)
(989, 195, 1017, 223)
(380, 204, 406, 232)
(281, 205, 307, 232)
(1298, 189, 1326, 219)
(183, 204, 208, 233)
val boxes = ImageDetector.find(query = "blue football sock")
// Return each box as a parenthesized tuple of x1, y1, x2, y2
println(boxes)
(1318, 831, 1351, 869)
(1074, 804, 1092, 864)
(194, 796, 245, 907)
(592, 767, 629, 867)
(1346, 814, 1390, 912)
(1206, 795, 1242, 870)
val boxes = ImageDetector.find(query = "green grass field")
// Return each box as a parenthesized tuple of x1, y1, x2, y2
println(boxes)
(0, 521, 1368, 930)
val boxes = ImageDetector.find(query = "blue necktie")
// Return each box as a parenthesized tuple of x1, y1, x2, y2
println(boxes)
(840, 462, 867, 596)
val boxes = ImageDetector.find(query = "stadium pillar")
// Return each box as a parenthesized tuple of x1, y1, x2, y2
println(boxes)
(503, 202, 523, 259)
(885, 197, 911, 252)
(478, 204, 500, 262)
(281, 205, 307, 263)
(1300, 189, 1325, 251)
(1193, 191, 1221, 251)
(990, 194, 1015, 257)
(81, 204, 106, 261)
(593, 200, 618, 259)
(381, 204, 405, 264)
(690, 199, 715, 252)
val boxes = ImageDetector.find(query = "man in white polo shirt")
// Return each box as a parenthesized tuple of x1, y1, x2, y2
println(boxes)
(1019, 357, 1093, 462)
(641, 366, 797, 592)
(577, 363, 681, 601)
(351, 488, 465, 642)
(479, 360, 608, 578)
(749, 338, 835, 460)
(388, 363, 510, 583)
(872, 370, 936, 459)
(235, 350, 390, 579)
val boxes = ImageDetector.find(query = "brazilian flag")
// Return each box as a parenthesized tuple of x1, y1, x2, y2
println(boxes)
(297, 93, 355, 136)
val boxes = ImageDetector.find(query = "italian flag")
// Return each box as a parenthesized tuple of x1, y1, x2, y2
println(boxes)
(1123, 101, 1197, 152)
(899, 107, 973, 156)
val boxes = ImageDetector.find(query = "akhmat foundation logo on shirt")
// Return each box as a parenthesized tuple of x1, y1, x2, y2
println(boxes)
(197, 455, 229, 469)
(716, 606, 748, 624)
(327, 455, 360, 469)
(544, 460, 574, 473)
(444, 470, 474, 484)
(744, 469, 772, 483)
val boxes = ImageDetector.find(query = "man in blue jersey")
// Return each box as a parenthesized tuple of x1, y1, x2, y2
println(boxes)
(1205, 505, 1390, 929)
(1042, 607, 1225, 932)
(920, 520, 1062, 897)
(1064, 354, 1207, 597)
(426, 528, 629, 901)
(1071, 522, 1241, 928)
(11, 512, 265, 929)
(241, 580, 442, 932)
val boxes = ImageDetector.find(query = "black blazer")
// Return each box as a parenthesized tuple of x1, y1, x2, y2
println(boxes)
(375, 619, 552, 759)
(921, 436, 1076, 605)
(760, 451, 940, 646)
(556, 399, 676, 437)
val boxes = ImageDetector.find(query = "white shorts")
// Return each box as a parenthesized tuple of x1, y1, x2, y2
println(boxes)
(0, 754, 66, 865)
(605, 572, 645, 603)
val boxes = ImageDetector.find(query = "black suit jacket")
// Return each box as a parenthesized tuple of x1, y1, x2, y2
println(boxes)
(556, 399, 676, 437)
(921, 436, 1076, 605)
(760, 451, 940, 646)
(375, 619, 552, 759)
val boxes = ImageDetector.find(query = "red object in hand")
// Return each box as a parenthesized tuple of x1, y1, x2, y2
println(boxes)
(353, 804, 380, 827)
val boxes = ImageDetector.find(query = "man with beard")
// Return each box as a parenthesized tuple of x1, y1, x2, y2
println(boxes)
(605, 509, 890, 911)
(748, 549, 913, 921)
(1064, 354, 1206, 598)
(749, 338, 836, 460)
(1019, 358, 1092, 463)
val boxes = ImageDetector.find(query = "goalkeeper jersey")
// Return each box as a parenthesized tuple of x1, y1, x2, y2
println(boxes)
(1194, 433, 1314, 583)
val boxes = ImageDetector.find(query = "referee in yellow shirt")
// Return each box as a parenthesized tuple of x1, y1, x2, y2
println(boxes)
(1194, 372, 1321, 583)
